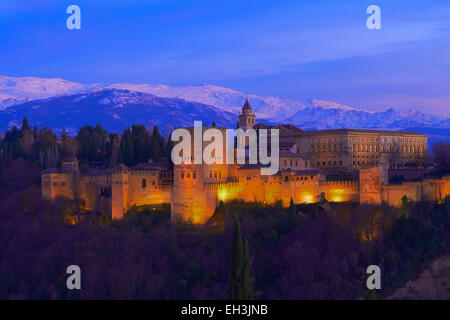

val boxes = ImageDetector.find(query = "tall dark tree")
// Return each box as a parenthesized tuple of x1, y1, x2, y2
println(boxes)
(285, 197, 298, 231)
(106, 133, 121, 167)
(21, 117, 31, 133)
(61, 135, 79, 160)
(118, 128, 134, 167)
(76, 125, 107, 163)
(34, 127, 58, 168)
(151, 126, 164, 161)
(3, 126, 23, 160)
(228, 217, 254, 300)
(131, 125, 150, 164)
(33, 126, 39, 140)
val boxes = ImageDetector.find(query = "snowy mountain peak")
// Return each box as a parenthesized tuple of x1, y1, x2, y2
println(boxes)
(309, 99, 358, 112)
(0, 75, 448, 134)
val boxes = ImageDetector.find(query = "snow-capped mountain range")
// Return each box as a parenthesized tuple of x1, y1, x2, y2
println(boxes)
(0, 75, 449, 138)
(0, 89, 237, 135)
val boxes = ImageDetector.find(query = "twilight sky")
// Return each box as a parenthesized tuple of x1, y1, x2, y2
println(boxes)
(0, 0, 449, 115)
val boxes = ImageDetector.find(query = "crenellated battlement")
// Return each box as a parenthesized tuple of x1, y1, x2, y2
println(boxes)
(318, 180, 358, 187)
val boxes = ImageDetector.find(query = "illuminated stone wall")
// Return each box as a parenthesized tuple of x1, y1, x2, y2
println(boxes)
(382, 178, 450, 206)
(319, 180, 360, 203)
(128, 171, 171, 207)
(43, 164, 450, 224)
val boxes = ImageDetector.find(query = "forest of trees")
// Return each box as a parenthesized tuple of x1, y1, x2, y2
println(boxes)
(0, 118, 172, 172)
(1, 117, 449, 176)
(0, 180, 448, 299)
(0, 119, 449, 299)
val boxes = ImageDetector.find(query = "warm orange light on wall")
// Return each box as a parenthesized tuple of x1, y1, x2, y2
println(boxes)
(330, 189, 345, 202)
(217, 189, 228, 201)
(302, 194, 314, 203)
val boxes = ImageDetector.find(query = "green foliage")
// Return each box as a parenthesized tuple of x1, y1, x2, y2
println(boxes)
(3, 125, 23, 159)
(228, 217, 254, 300)
(151, 126, 164, 162)
(116, 125, 166, 167)
(76, 125, 107, 163)
(118, 128, 134, 166)
(131, 124, 150, 164)
(400, 195, 414, 218)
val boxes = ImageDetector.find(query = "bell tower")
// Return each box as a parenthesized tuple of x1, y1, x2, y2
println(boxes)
(238, 98, 256, 131)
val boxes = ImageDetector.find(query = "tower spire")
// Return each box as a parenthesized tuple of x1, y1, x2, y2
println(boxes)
(239, 96, 255, 130)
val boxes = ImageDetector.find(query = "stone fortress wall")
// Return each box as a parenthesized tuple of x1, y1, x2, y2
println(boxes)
(41, 100, 450, 224)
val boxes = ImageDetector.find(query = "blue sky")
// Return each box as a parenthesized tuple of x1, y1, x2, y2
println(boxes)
(0, 0, 449, 115)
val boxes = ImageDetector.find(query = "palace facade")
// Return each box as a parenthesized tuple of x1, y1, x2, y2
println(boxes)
(41, 100, 450, 224)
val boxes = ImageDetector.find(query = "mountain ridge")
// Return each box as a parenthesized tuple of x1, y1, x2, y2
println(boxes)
(0, 75, 449, 138)
(0, 88, 237, 135)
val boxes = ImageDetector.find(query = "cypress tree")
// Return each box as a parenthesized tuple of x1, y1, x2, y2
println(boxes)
(21, 117, 31, 133)
(151, 126, 164, 161)
(228, 217, 254, 300)
(241, 239, 254, 299)
(287, 197, 298, 230)
(118, 128, 134, 166)
(33, 126, 39, 139)
(152, 138, 162, 161)
(131, 124, 150, 163)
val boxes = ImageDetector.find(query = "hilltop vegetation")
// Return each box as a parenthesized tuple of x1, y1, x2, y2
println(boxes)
(0, 168, 448, 299)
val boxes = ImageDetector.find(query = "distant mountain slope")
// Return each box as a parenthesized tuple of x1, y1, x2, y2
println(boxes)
(0, 89, 237, 134)
(286, 107, 448, 130)
(107, 83, 357, 120)
(0, 75, 448, 137)
(0, 75, 101, 110)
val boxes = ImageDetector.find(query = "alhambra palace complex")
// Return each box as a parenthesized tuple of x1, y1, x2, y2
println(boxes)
(41, 100, 450, 224)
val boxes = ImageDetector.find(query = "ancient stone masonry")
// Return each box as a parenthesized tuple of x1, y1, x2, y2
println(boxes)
(42, 100, 449, 223)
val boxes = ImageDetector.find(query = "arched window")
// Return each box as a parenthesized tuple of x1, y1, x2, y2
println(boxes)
(142, 179, 147, 188)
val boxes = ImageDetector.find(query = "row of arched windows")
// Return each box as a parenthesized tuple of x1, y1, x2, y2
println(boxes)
(350, 144, 425, 153)
(311, 144, 343, 152)
(311, 143, 426, 153)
